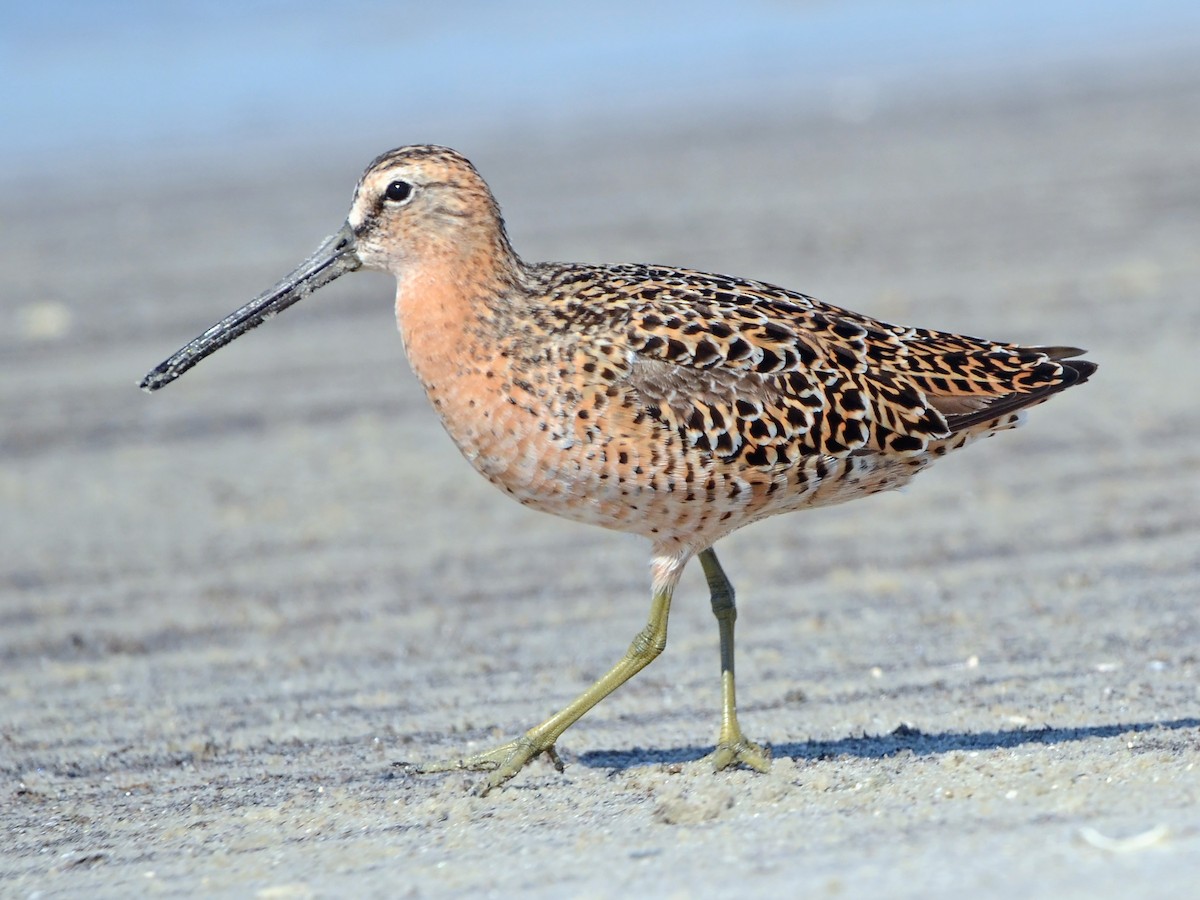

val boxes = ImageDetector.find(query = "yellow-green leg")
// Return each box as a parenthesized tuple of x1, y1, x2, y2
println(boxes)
(698, 547, 771, 772)
(405, 581, 675, 795)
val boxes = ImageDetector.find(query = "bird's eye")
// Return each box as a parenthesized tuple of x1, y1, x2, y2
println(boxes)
(384, 180, 413, 203)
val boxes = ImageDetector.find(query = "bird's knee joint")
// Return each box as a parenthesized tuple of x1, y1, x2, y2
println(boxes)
(627, 626, 667, 662)
(710, 589, 737, 620)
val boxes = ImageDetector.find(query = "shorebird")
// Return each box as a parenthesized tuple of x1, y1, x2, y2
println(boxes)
(142, 145, 1096, 794)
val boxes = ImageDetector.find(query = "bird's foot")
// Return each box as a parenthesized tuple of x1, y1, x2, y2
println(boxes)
(703, 733, 771, 773)
(397, 733, 564, 796)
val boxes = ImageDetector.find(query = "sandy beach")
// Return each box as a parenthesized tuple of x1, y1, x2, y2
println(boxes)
(3, 51, 1199, 897)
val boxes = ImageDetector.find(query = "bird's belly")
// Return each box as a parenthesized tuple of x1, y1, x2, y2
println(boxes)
(433, 391, 685, 534)
(429, 375, 932, 548)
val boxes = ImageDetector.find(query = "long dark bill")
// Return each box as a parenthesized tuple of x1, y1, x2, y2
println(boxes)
(139, 222, 361, 392)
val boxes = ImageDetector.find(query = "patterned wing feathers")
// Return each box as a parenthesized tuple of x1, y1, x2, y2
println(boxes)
(596, 267, 1093, 466)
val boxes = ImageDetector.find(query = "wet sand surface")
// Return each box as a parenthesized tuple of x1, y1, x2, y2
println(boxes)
(3, 60, 1199, 896)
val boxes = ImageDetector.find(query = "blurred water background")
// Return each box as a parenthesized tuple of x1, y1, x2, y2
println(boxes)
(3, 0, 1199, 179)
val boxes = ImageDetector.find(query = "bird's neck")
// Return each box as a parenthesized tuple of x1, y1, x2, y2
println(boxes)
(392, 246, 543, 489)
(393, 244, 523, 398)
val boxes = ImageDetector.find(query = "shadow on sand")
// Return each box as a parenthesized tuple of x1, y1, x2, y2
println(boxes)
(577, 717, 1200, 771)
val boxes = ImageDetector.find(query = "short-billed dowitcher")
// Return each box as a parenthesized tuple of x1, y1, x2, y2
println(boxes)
(142, 145, 1096, 794)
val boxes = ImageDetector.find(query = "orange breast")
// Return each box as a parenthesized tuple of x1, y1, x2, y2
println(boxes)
(394, 264, 597, 515)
